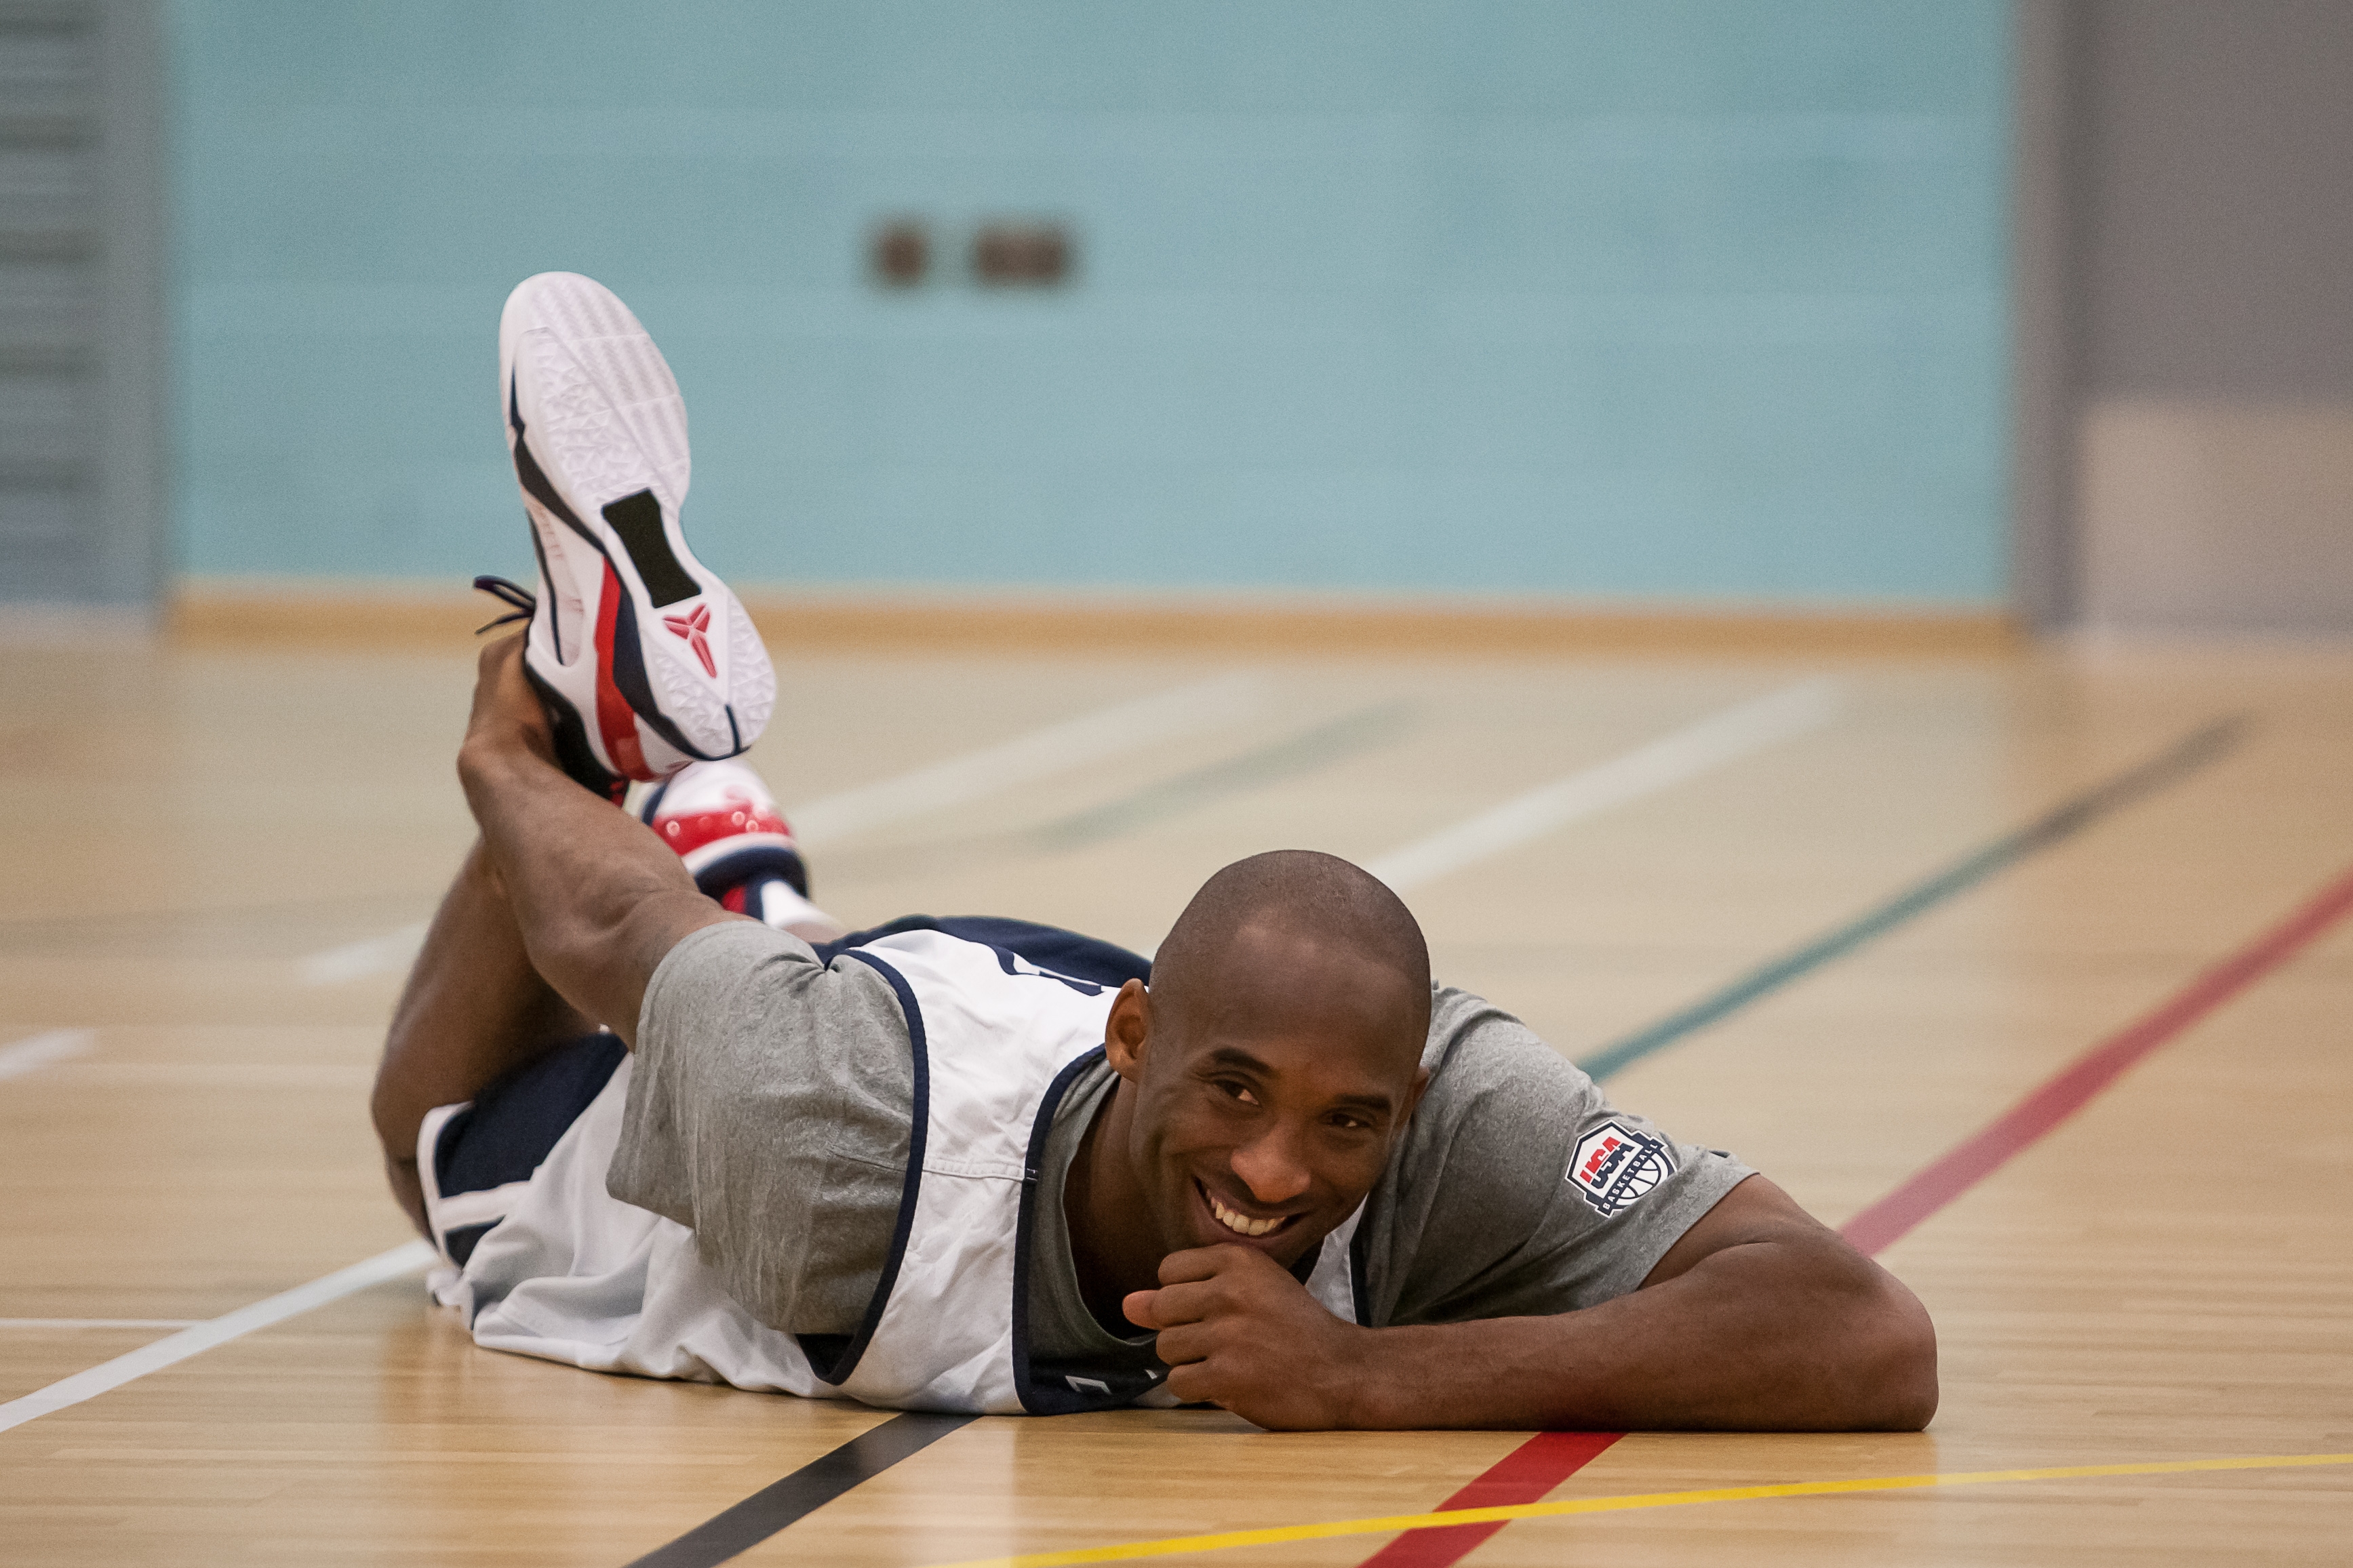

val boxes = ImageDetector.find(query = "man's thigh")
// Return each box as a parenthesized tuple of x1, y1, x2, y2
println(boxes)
(419, 1031, 627, 1266)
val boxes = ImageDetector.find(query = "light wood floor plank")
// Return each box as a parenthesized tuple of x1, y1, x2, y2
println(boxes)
(3, 637, 2348, 1564)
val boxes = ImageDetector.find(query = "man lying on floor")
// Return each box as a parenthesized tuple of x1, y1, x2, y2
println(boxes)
(372, 268, 1931, 1428)
(369, 633, 1936, 1431)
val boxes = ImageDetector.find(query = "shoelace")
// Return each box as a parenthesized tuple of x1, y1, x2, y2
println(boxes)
(472, 574, 537, 635)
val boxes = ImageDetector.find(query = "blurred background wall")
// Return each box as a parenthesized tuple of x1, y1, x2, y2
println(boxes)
(11, 2, 2351, 630)
(165, 0, 2011, 607)
(2058, 0, 2353, 635)
(1, 0, 165, 606)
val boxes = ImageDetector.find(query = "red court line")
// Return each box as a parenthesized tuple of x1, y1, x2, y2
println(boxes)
(1357, 858, 2353, 1568)
(1356, 1432, 1622, 1567)
(1840, 858, 2353, 1256)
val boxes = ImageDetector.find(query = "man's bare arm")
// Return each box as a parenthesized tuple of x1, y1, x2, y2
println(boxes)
(454, 635, 738, 1043)
(1128, 1174, 1937, 1432)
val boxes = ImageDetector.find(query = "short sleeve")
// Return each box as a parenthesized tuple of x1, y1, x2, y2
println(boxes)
(1356, 987, 1752, 1327)
(608, 919, 916, 1335)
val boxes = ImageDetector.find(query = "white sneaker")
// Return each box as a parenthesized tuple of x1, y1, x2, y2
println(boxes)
(635, 759, 825, 929)
(496, 271, 775, 798)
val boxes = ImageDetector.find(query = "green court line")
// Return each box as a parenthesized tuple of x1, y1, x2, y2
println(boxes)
(1026, 702, 1416, 853)
(1577, 715, 2248, 1082)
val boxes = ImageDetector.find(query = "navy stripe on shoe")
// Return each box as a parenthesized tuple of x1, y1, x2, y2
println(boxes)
(509, 377, 610, 555)
(605, 586, 732, 763)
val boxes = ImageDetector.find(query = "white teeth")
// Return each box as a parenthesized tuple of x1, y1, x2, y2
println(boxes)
(1208, 1192, 1286, 1238)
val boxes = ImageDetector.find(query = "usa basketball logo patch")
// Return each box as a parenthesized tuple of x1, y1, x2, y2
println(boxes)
(1566, 1120, 1677, 1217)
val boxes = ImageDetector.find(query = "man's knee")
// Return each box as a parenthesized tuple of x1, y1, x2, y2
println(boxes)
(370, 1056, 433, 1237)
(370, 1058, 420, 1161)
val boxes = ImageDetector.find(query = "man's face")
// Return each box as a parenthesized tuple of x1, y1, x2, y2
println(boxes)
(1109, 924, 1427, 1270)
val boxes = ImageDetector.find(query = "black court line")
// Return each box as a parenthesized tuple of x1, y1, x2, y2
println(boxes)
(1024, 702, 1416, 853)
(1577, 714, 2248, 1081)
(622, 1412, 974, 1568)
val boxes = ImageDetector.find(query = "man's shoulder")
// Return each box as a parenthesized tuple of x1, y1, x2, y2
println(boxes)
(1379, 984, 1604, 1229)
(1417, 985, 1601, 1117)
(1361, 984, 1752, 1325)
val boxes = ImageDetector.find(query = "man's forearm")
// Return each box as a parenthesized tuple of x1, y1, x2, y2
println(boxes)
(455, 733, 729, 1042)
(1347, 1234, 1937, 1432)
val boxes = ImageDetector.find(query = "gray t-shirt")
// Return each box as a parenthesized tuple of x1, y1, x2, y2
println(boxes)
(610, 921, 911, 1334)
(616, 922, 1752, 1361)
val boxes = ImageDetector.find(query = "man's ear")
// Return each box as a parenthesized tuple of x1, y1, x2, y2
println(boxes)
(1104, 978, 1151, 1083)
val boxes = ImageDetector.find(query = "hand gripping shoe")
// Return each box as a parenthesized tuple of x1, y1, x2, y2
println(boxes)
(496, 271, 775, 799)
(635, 759, 822, 928)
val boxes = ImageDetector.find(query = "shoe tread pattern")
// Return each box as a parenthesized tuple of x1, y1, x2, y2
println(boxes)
(522, 328, 680, 522)
(648, 631, 731, 754)
(728, 600, 777, 741)
(509, 273, 773, 760)
(520, 275, 688, 504)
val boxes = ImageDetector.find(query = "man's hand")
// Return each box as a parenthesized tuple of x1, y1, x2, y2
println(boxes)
(460, 635, 555, 769)
(1125, 1245, 1368, 1430)
(454, 635, 734, 1045)
(1126, 1178, 1935, 1432)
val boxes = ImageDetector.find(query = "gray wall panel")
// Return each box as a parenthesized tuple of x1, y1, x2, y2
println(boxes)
(2081, 0, 2353, 403)
(2045, 0, 2353, 634)
(0, 0, 162, 607)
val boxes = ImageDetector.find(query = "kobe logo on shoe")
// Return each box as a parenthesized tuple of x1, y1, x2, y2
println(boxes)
(663, 603, 716, 677)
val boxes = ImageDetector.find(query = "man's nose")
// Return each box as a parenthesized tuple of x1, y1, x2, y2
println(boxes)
(1229, 1121, 1312, 1206)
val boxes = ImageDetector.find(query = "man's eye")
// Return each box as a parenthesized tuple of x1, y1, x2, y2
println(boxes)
(1217, 1081, 1259, 1105)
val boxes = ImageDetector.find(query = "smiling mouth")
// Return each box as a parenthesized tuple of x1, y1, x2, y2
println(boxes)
(1204, 1184, 1294, 1239)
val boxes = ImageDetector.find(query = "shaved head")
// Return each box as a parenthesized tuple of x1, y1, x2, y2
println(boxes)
(1072, 851, 1437, 1303)
(1151, 850, 1431, 1066)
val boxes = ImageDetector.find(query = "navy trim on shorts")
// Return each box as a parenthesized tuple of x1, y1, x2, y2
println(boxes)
(431, 1030, 627, 1265)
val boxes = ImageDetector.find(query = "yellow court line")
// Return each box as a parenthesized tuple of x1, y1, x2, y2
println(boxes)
(925, 1452, 2353, 1568)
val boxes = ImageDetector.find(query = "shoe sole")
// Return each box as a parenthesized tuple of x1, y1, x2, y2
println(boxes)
(498, 272, 775, 782)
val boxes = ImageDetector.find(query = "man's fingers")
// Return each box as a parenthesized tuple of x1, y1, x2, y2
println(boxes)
(1155, 1243, 1254, 1287)
(471, 634, 522, 716)
(462, 632, 556, 765)
(475, 629, 523, 684)
(1134, 1279, 1223, 1328)
(1151, 1321, 1217, 1367)
(1162, 1361, 1219, 1405)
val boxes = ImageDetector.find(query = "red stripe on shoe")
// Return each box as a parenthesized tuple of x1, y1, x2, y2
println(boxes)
(593, 560, 650, 780)
(655, 808, 795, 859)
(1357, 1432, 1621, 1567)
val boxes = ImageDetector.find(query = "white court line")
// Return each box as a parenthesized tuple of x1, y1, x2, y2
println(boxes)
(0, 1028, 96, 1081)
(1364, 679, 1841, 894)
(300, 922, 429, 987)
(295, 675, 1269, 985)
(0, 1240, 435, 1434)
(0, 1319, 204, 1329)
(789, 672, 1267, 845)
(47, 1062, 376, 1087)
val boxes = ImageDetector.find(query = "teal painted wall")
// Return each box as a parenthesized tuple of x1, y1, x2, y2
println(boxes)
(173, 1, 2011, 602)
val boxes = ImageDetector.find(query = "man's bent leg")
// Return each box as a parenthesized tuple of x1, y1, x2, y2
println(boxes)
(370, 839, 596, 1235)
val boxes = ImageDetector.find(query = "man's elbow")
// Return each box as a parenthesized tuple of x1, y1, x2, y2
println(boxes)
(1851, 1270, 1939, 1430)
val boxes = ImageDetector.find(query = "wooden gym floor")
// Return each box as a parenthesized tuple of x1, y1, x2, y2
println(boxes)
(2, 630, 2350, 1565)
